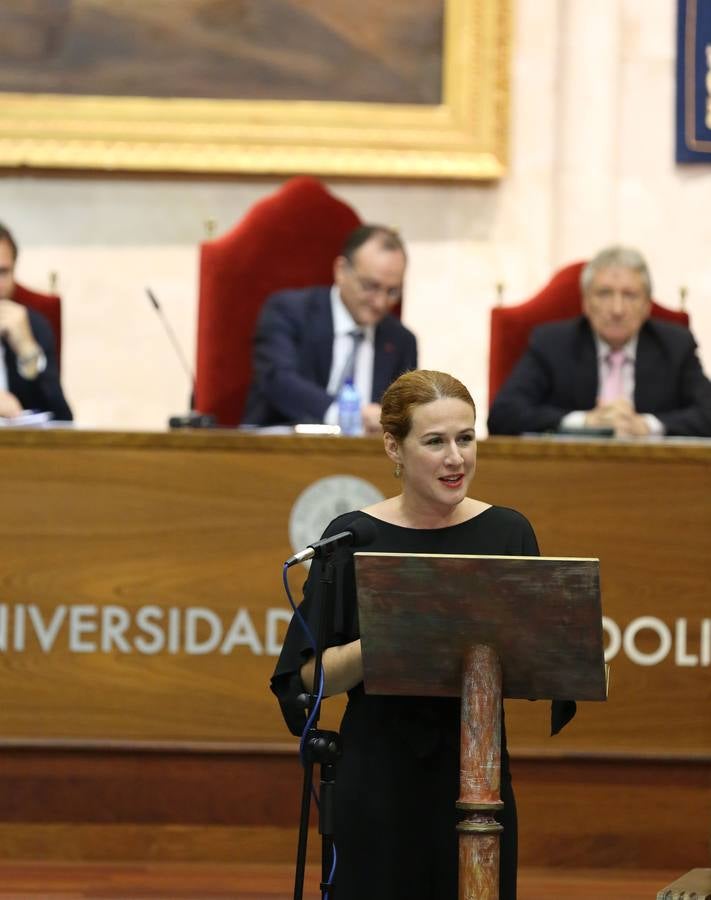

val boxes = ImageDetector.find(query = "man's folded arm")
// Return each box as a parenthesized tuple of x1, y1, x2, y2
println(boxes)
(24, 311, 72, 421)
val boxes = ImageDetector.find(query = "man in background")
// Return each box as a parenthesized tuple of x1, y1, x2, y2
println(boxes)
(487, 245, 711, 438)
(242, 224, 418, 432)
(0, 223, 72, 421)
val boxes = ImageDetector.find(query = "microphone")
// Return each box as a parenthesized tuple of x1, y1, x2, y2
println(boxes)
(285, 516, 377, 568)
(145, 287, 216, 429)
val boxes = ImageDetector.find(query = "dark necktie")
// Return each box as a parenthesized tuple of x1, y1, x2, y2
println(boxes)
(337, 328, 365, 391)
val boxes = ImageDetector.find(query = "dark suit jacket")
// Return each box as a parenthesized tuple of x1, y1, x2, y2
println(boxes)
(487, 316, 711, 437)
(3, 307, 72, 421)
(242, 286, 418, 426)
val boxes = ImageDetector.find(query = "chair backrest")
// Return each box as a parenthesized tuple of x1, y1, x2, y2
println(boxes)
(488, 261, 690, 406)
(194, 176, 362, 427)
(12, 281, 63, 370)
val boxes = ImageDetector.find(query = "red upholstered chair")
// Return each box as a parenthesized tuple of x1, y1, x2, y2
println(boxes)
(488, 261, 690, 406)
(11, 281, 63, 370)
(194, 176, 362, 427)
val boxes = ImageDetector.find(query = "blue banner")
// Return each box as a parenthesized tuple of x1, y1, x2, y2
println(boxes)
(677, 0, 711, 161)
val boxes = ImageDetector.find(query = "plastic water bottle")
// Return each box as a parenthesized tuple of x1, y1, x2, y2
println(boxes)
(338, 380, 363, 436)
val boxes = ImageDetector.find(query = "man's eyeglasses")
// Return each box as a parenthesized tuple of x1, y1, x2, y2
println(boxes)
(347, 263, 401, 303)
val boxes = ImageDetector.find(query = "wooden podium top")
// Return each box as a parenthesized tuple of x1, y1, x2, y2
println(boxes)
(357, 552, 606, 700)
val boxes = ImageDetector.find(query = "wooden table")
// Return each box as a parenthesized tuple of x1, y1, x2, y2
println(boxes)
(0, 429, 708, 867)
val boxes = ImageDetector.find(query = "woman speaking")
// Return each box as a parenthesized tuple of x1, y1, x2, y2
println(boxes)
(272, 369, 575, 899)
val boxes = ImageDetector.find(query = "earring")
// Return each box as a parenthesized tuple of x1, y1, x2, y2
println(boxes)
(394, 463, 402, 478)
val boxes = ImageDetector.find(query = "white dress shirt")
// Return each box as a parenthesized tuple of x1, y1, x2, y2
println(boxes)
(323, 287, 375, 425)
(0, 344, 7, 392)
(560, 335, 664, 434)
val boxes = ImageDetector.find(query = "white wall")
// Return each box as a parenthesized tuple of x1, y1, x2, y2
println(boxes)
(2, 0, 709, 432)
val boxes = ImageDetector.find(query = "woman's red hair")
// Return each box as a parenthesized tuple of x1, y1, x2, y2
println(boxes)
(380, 370, 475, 441)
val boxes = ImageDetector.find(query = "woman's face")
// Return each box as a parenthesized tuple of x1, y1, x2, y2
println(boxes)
(388, 397, 477, 512)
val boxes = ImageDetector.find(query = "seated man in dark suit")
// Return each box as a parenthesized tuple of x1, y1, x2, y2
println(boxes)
(242, 224, 418, 433)
(0, 223, 72, 421)
(488, 246, 711, 438)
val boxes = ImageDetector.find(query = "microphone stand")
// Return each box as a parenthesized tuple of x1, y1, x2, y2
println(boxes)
(145, 288, 216, 429)
(293, 544, 343, 900)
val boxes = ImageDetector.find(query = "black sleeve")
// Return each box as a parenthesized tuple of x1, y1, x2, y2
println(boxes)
(270, 513, 360, 736)
(506, 509, 540, 555)
(551, 698, 577, 735)
(508, 508, 577, 735)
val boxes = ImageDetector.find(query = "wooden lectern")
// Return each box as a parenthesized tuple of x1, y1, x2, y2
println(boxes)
(355, 552, 607, 900)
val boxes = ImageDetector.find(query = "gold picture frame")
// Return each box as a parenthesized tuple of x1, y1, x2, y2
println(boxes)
(0, 0, 509, 180)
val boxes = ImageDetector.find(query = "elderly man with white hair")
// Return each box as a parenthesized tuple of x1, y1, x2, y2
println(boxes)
(487, 245, 711, 438)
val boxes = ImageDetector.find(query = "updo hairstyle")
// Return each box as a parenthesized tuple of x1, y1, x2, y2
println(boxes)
(380, 369, 475, 442)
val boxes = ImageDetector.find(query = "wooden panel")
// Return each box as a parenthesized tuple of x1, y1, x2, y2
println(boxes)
(0, 823, 307, 865)
(0, 861, 686, 899)
(0, 747, 706, 871)
(0, 431, 709, 756)
(513, 756, 710, 869)
(0, 431, 379, 744)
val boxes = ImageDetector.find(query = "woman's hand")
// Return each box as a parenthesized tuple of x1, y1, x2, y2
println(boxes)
(0, 389, 22, 418)
(300, 638, 363, 697)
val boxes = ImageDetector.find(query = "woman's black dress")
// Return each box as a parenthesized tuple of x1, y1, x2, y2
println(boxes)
(271, 506, 575, 900)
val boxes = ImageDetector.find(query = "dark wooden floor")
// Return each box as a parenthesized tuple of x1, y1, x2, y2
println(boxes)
(0, 862, 682, 898)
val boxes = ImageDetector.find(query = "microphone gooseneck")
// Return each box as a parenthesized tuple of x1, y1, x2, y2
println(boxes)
(146, 287, 217, 429)
(285, 516, 377, 568)
(145, 287, 196, 391)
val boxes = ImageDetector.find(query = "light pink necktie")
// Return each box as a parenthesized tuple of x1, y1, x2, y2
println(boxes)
(599, 349, 626, 403)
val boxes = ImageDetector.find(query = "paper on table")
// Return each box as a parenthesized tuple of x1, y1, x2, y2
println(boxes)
(0, 410, 53, 427)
